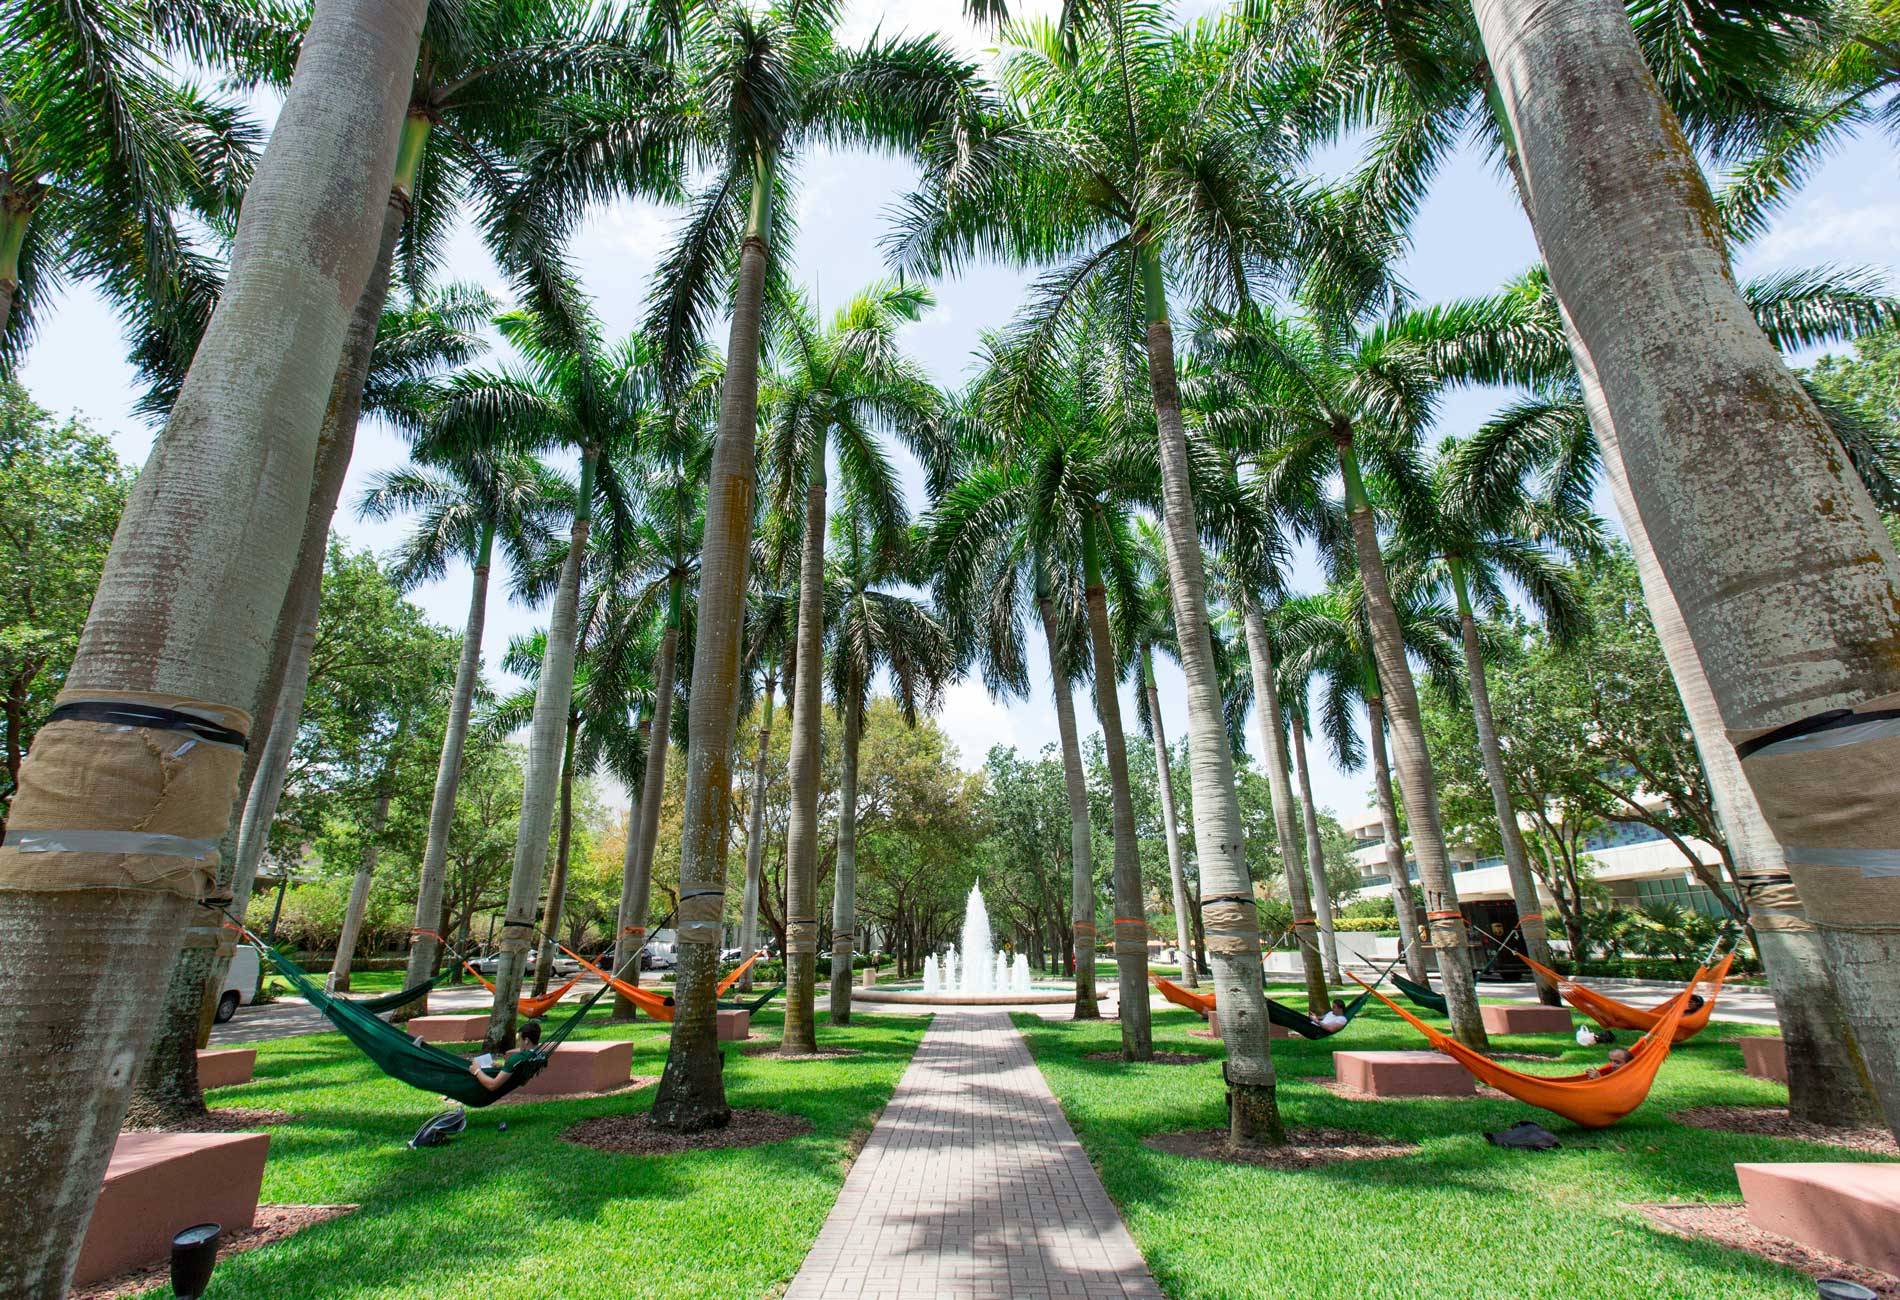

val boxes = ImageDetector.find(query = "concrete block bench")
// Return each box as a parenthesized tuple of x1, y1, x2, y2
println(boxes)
(717, 1009, 751, 1042)
(1738, 1162, 1900, 1276)
(519, 1040, 634, 1097)
(1739, 1036, 1788, 1084)
(196, 1047, 257, 1090)
(73, 1132, 270, 1286)
(408, 1014, 488, 1042)
(1479, 1004, 1573, 1036)
(1335, 1050, 1475, 1098)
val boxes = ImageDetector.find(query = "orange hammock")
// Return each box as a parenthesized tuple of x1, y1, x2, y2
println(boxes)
(1152, 975, 1216, 1015)
(1349, 970, 1698, 1128)
(1518, 951, 1734, 1043)
(463, 965, 585, 1019)
(557, 944, 676, 1021)
(720, 951, 763, 996)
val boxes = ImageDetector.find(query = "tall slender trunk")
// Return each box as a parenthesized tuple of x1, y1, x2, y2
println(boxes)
(0, 2, 424, 1289)
(738, 672, 776, 993)
(618, 601, 680, 1017)
(0, 198, 28, 350)
(1474, 0, 1900, 1130)
(1037, 572, 1099, 1019)
(1239, 600, 1329, 1011)
(610, 714, 651, 1020)
(651, 151, 773, 1132)
(1145, 657, 1195, 987)
(484, 448, 595, 1053)
(828, 680, 861, 1024)
(1337, 435, 1485, 1049)
(781, 447, 827, 1054)
(1288, 719, 1341, 982)
(1367, 695, 1429, 982)
(532, 716, 580, 999)
(1449, 557, 1559, 1003)
(1082, 514, 1152, 1058)
(1140, 248, 1281, 1145)
(327, 775, 396, 993)
(400, 524, 492, 1020)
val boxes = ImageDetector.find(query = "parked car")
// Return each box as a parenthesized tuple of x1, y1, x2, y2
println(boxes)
(215, 945, 262, 1022)
(470, 950, 579, 976)
(641, 945, 677, 972)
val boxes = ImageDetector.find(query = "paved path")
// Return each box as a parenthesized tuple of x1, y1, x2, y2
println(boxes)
(785, 1010, 1162, 1300)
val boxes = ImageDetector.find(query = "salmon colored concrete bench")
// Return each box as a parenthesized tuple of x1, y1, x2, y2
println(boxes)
(196, 1047, 256, 1089)
(1738, 1162, 1900, 1276)
(407, 1014, 488, 1042)
(1480, 1004, 1573, 1036)
(518, 1040, 633, 1097)
(1335, 1050, 1475, 1098)
(717, 1009, 751, 1042)
(1739, 1037, 1788, 1084)
(73, 1132, 269, 1286)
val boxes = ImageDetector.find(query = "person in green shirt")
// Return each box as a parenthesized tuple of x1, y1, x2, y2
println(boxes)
(470, 1020, 542, 1092)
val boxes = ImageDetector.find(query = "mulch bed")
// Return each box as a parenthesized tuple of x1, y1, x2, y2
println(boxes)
(121, 1107, 296, 1134)
(1085, 1050, 1211, 1065)
(739, 1044, 863, 1061)
(68, 1204, 355, 1300)
(1146, 1126, 1420, 1172)
(1637, 1202, 1899, 1297)
(1673, 1106, 1900, 1155)
(561, 1108, 812, 1155)
(1487, 1050, 1563, 1063)
(493, 1076, 659, 1106)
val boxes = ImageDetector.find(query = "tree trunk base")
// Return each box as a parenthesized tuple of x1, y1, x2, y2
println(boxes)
(1226, 1080, 1286, 1147)
(1072, 1000, 1101, 1021)
(649, 1042, 729, 1133)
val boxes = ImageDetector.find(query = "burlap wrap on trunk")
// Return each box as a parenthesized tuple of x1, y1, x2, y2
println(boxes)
(1735, 692, 1900, 930)
(676, 879, 725, 946)
(785, 919, 818, 954)
(1112, 917, 1148, 957)
(0, 690, 249, 900)
(1200, 900, 1256, 957)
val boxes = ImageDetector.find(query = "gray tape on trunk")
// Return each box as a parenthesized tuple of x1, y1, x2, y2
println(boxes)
(6, 829, 219, 859)
(1783, 845, 1900, 877)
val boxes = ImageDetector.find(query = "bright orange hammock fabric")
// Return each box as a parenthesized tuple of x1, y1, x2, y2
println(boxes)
(462, 965, 585, 1019)
(557, 944, 676, 1021)
(1153, 975, 1216, 1015)
(719, 951, 763, 996)
(1518, 951, 1734, 1043)
(1349, 970, 1700, 1128)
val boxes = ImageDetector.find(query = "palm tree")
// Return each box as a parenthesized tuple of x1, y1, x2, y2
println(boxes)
(894, 0, 1330, 1142)
(825, 499, 954, 1024)
(0, 3, 428, 1288)
(736, 577, 796, 993)
(355, 445, 569, 1015)
(761, 278, 945, 1053)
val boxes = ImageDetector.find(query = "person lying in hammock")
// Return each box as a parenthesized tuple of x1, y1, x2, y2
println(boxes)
(469, 1020, 543, 1093)
(1316, 999, 1350, 1032)
(1585, 1046, 1632, 1080)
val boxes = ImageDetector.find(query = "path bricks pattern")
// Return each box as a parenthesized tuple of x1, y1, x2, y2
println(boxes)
(784, 1009, 1164, 1300)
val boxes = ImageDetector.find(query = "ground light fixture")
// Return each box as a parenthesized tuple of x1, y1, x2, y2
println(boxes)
(169, 1222, 221, 1298)
(1816, 1280, 1876, 1300)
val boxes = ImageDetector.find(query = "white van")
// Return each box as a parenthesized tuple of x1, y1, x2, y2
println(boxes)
(215, 945, 262, 1023)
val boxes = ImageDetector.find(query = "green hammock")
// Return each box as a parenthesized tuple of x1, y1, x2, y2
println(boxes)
(721, 985, 782, 1014)
(346, 970, 450, 1015)
(1393, 971, 1450, 1015)
(1262, 953, 1403, 1039)
(253, 939, 609, 1107)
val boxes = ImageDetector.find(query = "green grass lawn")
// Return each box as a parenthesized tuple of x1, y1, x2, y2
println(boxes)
(1016, 1005, 1878, 1300)
(184, 1007, 928, 1300)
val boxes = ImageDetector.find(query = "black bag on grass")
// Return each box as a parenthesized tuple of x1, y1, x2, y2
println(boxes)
(1484, 1120, 1561, 1150)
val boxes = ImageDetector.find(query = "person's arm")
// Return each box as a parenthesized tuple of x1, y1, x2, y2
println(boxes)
(469, 1059, 514, 1091)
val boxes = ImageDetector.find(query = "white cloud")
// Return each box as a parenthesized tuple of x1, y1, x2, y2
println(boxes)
(1747, 195, 1900, 269)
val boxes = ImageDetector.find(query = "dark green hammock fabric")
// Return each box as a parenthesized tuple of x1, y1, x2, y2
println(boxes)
(347, 970, 449, 1015)
(1263, 988, 1378, 1040)
(255, 940, 608, 1107)
(721, 985, 783, 1014)
(1393, 972, 1450, 1015)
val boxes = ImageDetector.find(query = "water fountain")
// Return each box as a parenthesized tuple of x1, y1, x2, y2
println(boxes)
(857, 880, 1069, 1004)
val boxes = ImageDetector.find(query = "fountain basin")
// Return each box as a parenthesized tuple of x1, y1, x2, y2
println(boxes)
(854, 985, 1076, 1006)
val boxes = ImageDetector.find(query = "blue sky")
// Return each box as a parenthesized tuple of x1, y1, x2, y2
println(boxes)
(19, 0, 1900, 824)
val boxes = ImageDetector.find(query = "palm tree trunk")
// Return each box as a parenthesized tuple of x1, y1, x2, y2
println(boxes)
(0, 198, 27, 349)
(532, 717, 580, 999)
(327, 777, 395, 993)
(1367, 694, 1429, 982)
(651, 150, 774, 1132)
(1474, 0, 1900, 1128)
(0, 2, 425, 1287)
(781, 444, 827, 1054)
(1448, 558, 1559, 1003)
(1082, 515, 1152, 1059)
(1145, 657, 1196, 987)
(610, 715, 651, 1020)
(1140, 248, 1282, 1144)
(1239, 600, 1329, 1012)
(1336, 435, 1486, 1048)
(619, 601, 680, 1017)
(738, 673, 776, 993)
(400, 523, 493, 1020)
(483, 447, 594, 1053)
(1037, 573, 1099, 1019)
(1288, 720, 1341, 982)
(828, 680, 861, 1024)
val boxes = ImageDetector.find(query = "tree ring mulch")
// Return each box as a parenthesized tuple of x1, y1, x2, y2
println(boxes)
(1673, 1105, 1900, 1155)
(739, 1043, 863, 1061)
(1145, 1126, 1420, 1171)
(68, 1204, 355, 1300)
(122, 1106, 296, 1134)
(1636, 1202, 1899, 1297)
(493, 1076, 659, 1106)
(1085, 1050, 1211, 1065)
(562, 1108, 812, 1155)
(1487, 1050, 1563, 1062)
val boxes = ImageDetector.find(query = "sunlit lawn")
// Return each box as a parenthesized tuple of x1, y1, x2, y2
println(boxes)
(1017, 1004, 1876, 1300)
(180, 1007, 929, 1299)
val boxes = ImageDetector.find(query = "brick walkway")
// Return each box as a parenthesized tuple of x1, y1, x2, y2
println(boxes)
(785, 1010, 1163, 1300)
